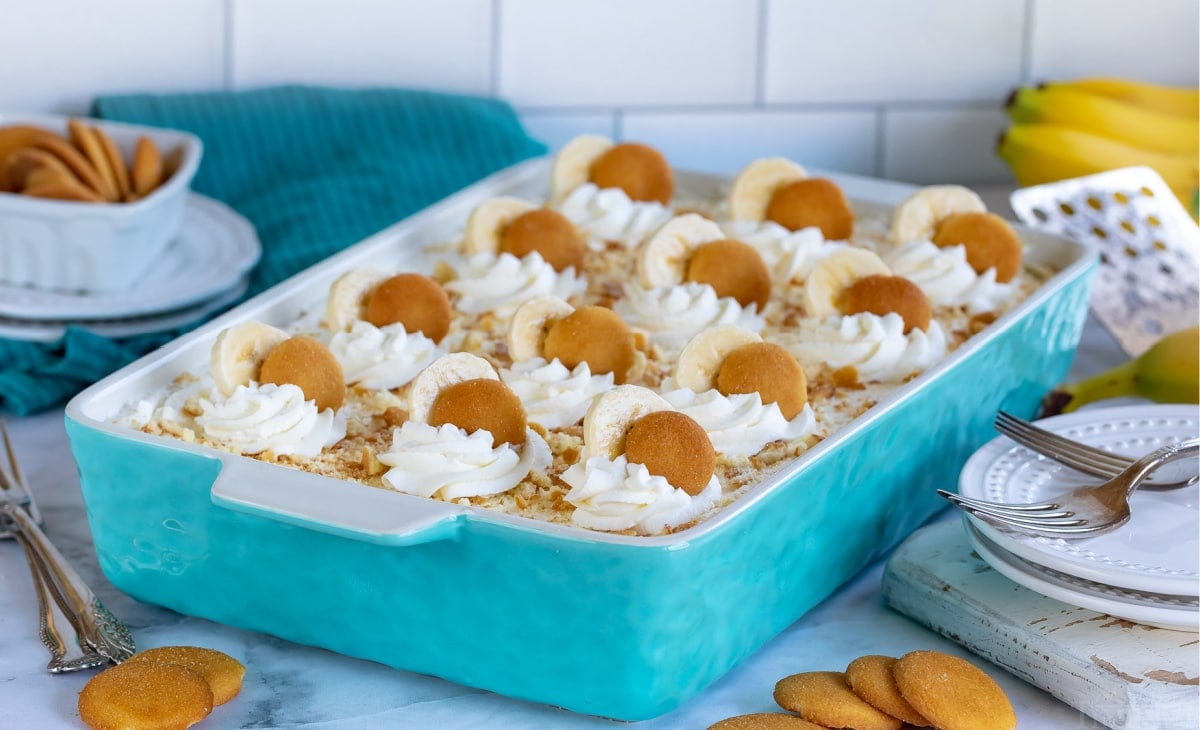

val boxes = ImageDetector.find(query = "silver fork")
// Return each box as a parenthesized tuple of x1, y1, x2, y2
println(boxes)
(939, 438, 1200, 539)
(0, 421, 102, 671)
(994, 411, 1197, 489)
(0, 420, 135, 671)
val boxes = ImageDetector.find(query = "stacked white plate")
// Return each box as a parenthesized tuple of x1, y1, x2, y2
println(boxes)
(0, 194, 260, 342)
(957, 404, 1199, 631)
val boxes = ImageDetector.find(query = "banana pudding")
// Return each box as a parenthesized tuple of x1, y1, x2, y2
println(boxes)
(118, 138, 1044, 536)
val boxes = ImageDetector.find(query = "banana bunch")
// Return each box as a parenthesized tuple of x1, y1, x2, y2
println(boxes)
(1043, 326, 1199, 414)
(998, 77, 1199, 216)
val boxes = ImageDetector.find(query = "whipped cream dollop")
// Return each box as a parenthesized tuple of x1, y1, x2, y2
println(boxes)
(328, 321, 442, 391)
(660, 388, 817, 457)
(884, 241, 1016, 311)
(444, 251, 587, 317)
(562, 455, 721, 534)
(556, 182, 674, 249)
(195, 383, 346, 457)
(615, 282, 765, 355)
(721, 220, 844, 283)
(499, 358, 614, 429)
(118, 376, 209, 432)
(379, 421, 551, 500)
(781, 312, 947, 383)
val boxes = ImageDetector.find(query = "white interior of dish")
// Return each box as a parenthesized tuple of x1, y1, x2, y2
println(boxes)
(67, 158, 1095, 546)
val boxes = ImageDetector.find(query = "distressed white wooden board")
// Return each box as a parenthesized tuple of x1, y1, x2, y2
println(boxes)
(882, 520, 1199, 730)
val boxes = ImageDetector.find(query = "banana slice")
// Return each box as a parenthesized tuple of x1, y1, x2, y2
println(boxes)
(804, 248, 891, 319)
(890, 185, 986, 245)
(673, 325, 764, 393)
(507, 296, 575, 363)
(211, 321, 290, 396)
(326, 269, 389, 333)
(549, 134, 613, 204)
(463, 197, 537, 255)
(637, 213, 725, 289)
(407, 352, 499, 425)
(727, 157, 808, 222)
(582, 385, 672, 460)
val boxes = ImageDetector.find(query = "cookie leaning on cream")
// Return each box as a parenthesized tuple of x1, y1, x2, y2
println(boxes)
(549, 134, 674, 205)
(727, 157, 855, 240)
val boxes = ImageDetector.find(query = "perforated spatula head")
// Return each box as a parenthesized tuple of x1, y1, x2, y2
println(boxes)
(1010, 166, 1199, 357)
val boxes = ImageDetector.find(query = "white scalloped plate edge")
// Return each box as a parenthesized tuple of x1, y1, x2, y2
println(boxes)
(0, 195, 259, 320)
(959, 404, 1200, 597)
(0, 276, 249, 342)
(965, 519, 1198, 632)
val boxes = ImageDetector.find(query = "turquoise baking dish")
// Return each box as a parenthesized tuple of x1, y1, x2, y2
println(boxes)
(65, 160, 1096, 720)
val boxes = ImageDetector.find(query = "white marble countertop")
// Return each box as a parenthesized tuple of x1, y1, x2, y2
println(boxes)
(0, 315, 1127, 729)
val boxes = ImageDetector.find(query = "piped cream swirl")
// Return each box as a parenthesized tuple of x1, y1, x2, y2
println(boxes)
(884, 241, 1016, 311)
(444, 251, 587, 316)
(379, 421, 551, 500)
(780, 312, 947, 383)
(499, 358, 614, 429)
(196, 383, 346, 457)
(615, 282, 765, 355)
(660, 388, 817, 457)
(328, 321, 442, 391)
(721, 220, 845, 283)
(562, 455, 721, 534)
(556, 182, 674, 249)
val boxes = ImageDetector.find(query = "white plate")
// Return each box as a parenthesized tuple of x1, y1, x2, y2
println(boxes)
(0, 276, 249, 342)
(964, 520, 1199, 632)
(959, 404, 1200, 597)
(0, 194, 259, 320)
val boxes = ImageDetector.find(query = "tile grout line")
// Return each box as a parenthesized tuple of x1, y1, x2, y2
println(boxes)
(874, 106, 887, 178)
(1020, 0, 1036, 84)
(754, 0, 768, 107)
(223, 0, 235, 90)
(515, 99, 1007, 116)
(489, 0, 501, 97)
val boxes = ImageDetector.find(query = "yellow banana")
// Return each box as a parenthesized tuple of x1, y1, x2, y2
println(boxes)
(1007, 86, 1198, 156)
(1044, 327, 1199, 414)
(997, 123, 1199, 212)
(1044, 78, 1199, 119)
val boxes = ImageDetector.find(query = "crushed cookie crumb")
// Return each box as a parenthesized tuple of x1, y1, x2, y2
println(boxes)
(381, 407, 407, 428)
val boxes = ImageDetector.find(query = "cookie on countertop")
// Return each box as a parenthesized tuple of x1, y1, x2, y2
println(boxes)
(845, 654, 930, 727)
(774, 670, 902, 730)
(708, 712, 828, 730)
(123, 645, 246, 706)
(893, 650, 1016, 730)
(78, 660, 213, 730)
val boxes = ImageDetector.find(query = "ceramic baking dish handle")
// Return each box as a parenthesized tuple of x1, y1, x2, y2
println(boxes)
(209, 457, 465, 546)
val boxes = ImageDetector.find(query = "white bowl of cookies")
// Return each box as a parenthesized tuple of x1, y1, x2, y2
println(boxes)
(0, 112, 203, 293)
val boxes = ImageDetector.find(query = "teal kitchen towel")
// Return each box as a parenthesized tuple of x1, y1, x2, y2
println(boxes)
(0, 86, 546, 415)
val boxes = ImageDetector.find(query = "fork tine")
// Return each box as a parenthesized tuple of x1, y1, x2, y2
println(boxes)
(958, 503, 1083, 526)
(944, 497, 1076, 523)
(966, 509, 1097, 536)
(995, 411, 1130, 474)
(937, 489, 1060, 513)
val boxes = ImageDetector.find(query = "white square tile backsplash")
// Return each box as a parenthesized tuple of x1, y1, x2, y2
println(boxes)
(622, 110, 878, 176)
(882, 107, 1013, 184)
(231, 0, 493, 93)
(764, 0, 1026, 103)
(4, 0, 1197, 185)
(1029, 0, 1200, 86)
(498, 0, 758, 107)
(0, 0, 225, 115)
